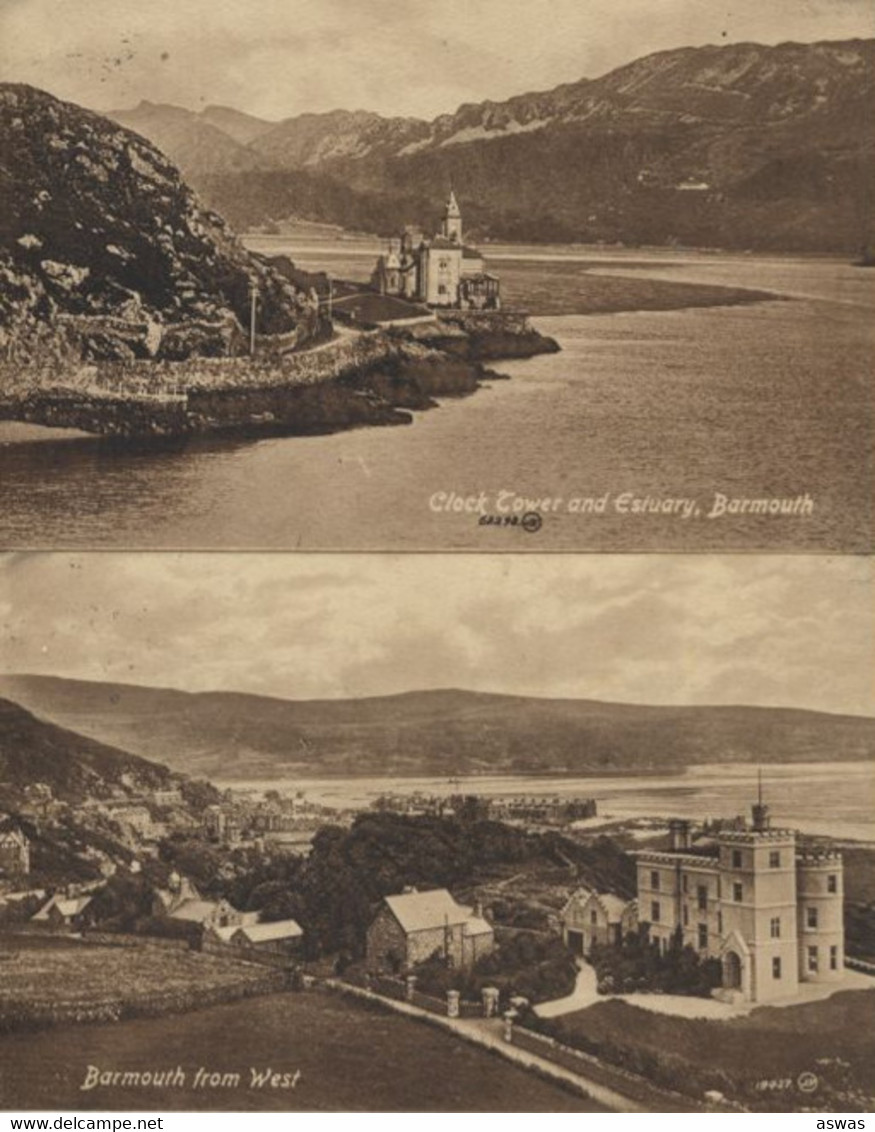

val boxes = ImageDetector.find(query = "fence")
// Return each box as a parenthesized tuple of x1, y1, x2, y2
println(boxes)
(201, 937, 299, 970)
(82, 931, 190, 952)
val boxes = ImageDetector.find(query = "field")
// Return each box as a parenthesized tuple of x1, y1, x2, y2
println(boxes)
(0, 989, 607, 1112)
(0, 937, 266, 1006)
(548, 988, 875, 1111)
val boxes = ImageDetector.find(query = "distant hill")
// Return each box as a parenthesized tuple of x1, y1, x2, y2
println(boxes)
(110, 101, 274, 174)
(0, 85, 321, 363)
(1, 676, 872, 782)
(108, 39, 875, 253)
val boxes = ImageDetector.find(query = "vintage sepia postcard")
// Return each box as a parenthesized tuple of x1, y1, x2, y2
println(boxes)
(0, 552, 873, 1114)
(0, 0, 872, 551)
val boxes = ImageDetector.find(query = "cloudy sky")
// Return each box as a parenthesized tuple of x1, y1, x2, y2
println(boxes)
(0, 553, 871, 717)
(1, 0, 872, 120)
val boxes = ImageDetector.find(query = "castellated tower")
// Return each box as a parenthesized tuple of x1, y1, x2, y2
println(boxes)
(796, 849, 844, 983)
(717, 814, 800, 1004)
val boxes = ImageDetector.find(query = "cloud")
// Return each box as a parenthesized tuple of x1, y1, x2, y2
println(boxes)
(1, 553, 872, 717)
(1, 0, 872, 119)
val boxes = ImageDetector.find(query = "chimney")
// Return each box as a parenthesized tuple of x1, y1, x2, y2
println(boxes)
(669, 819, 691, 851)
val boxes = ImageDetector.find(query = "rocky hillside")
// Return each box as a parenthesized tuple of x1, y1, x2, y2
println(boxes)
(0, 84, 323, 363)
(114, 39, 875, 252)
(1, 676, 873, 781)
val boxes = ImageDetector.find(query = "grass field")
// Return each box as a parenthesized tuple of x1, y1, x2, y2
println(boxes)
(0, 990, 607, 1112)
(549, 987, 875, 1111)
(0, 938, 264, 1005)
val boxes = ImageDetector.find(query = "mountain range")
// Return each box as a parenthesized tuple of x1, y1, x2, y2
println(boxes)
(1, 675, 873, 782)
(108, 39, 875, 252)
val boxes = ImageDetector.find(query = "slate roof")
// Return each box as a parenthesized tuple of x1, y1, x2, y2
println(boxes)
(32, 894, 92, 920)
(234, 919, 303, 944)
(385, 889, 471, 934)
(596, 893, 632, 922)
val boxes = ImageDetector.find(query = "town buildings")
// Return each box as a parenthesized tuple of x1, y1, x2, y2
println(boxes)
(367, 887, 494, 971)
(560, 797, 845, 1004)
(0, 824, 30, 878)
(371, 193, 501, 310)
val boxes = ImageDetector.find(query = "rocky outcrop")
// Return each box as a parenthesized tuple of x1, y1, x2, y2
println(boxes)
(0, 84, 326, 363)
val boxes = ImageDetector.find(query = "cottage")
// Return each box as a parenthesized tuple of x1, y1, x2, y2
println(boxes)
(0, 825, 30, 877)
(561, 889, 637, 956)
(31, 893, 94, 930)
(366, 887, 494, 972)
(152, 873, 253, 929)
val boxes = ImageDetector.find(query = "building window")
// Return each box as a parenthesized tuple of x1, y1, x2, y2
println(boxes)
(650, 871, 660, 891)
(808, 945, 819, 973)
(590, 909, 598, 925)
(770, 916, 781, 938)
(651, 901, 661, 923)
(769, 850, 781, 868)
(733, 883, 743, 903)
(682, 875, 688, 894)
(697, 923, 708, 949)
(683, 905, 689, 926)
(732, 850, 742, 869)
(773, 957, 782, 979)
(830, 946, 838, 970)
(717, 911, 723, 934)
(807, 906, 818, 929)
(828, 874, 837, 893)
(697, 885, 707, 911)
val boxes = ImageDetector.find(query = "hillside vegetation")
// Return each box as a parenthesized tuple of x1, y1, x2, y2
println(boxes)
(110, 40, 875, 253)
(1, 676, 873, 780)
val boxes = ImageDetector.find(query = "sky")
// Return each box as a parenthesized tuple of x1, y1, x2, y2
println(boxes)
(1, 553, 872, 717)
(1, 0, 873, 120)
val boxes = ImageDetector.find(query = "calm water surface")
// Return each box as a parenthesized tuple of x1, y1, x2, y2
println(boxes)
(220, 761, 875, 843)
(1, 249, 871, 550)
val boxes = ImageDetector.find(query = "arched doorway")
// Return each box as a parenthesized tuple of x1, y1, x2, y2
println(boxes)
(723, 950, 742, 989)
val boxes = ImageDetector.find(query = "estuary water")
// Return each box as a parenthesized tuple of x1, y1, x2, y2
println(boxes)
(220, 760, 875, 844)
(1, 245, 871, 551)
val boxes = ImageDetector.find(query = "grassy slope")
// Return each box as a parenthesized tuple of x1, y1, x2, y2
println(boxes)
(0, 989, 605, 1112)
(550, 989, 875, 1109)
(1, 675, 873, 780)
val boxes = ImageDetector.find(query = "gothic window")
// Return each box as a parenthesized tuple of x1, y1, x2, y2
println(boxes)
(650, 871, 660, 891)
(827, 874, 837, 893)
(807, 906, 818, 929)
(697, 923, 708, 949)
(733, 883, 743, 902)
(732, 850, 742, 868)
(773, 957, 782, 978)
(769, 851, 781, 868)
(770, 916, 781, 938)
(697, 885, 707, 911)
(651, 901, 661, 922)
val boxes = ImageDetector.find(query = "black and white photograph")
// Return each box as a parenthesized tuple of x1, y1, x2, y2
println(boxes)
(1, 0, 873, 1123)
(0, 552, 873, 1113)
(0, 0, 872, 551)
